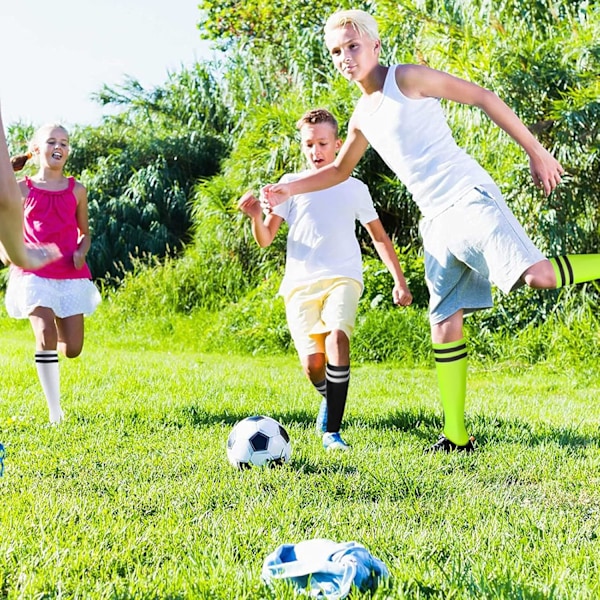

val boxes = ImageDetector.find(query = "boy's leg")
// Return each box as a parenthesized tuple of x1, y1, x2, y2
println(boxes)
(428, 310, 474, 452)
(319, 278, 361, 450)
(299, 351, 328, 433)
(324, 329, 350, 434)
(549, 255, 600, 288)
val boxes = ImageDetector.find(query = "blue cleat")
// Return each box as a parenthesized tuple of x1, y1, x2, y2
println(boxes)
(316, 399, 328, 434)
(322, 431, 350, 451)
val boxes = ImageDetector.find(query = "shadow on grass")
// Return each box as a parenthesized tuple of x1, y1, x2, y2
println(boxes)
(164, 404, 600, 452)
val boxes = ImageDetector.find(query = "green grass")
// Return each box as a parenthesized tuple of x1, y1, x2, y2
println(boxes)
(0, 311, 599, 599)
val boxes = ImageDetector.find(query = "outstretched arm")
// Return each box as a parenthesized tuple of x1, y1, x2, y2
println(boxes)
(364, 219, 413, 307)
(261, 120, 369, 208)
(237, 191, 282, 247)
(0, 105, 60, 268)
(397, 64, 564, 196)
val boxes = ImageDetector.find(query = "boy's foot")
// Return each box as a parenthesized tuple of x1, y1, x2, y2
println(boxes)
(0, 443, 5, 476)
(425, 434, 475, 453)
(322, 431, 350, 451)
(316, 399, 328, 434)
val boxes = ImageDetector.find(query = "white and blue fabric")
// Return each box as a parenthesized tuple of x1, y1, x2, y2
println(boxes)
(261, 539, 389, 599)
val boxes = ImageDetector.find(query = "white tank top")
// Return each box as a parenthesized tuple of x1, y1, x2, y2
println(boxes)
(353, 65, 496, 219)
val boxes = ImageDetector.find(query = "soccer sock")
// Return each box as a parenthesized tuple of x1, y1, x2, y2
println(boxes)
(550, 254, 600, 288)
(433, 339, 469, 446)
(325, 364, 350, 433)
(35, 350, 63, 423)
(312, 378, 327, 399)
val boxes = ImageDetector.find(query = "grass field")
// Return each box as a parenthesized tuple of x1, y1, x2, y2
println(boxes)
(0, 312, 599, 599)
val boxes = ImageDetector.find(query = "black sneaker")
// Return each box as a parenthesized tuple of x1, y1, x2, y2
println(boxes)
(425, 434, 476, 453)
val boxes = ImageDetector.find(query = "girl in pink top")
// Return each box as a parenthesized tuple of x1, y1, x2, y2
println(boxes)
(5, 123, 101, 423)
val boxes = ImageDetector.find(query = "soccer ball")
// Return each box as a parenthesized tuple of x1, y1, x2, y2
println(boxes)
(227, 415, 291, 469)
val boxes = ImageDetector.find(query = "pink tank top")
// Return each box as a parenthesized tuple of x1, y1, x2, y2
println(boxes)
(17, 176, 92, 280)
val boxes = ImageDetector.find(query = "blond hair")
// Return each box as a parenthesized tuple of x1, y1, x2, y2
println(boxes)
(296, 108, 339, 137)
(29, 123, 69, 154)
(324, 9, 380, 42)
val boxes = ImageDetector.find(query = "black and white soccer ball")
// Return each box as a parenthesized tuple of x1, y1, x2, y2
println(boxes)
(227, 415, 291, 469)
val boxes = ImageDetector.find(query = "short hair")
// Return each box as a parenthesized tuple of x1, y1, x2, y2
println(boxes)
(296, 108, 339, 137)
(324, 9, 380, 42)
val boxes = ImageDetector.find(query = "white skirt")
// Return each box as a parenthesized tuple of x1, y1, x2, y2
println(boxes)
(5, 272, 102, 319)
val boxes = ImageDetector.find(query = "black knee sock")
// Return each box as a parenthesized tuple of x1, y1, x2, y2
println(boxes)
(325, 364, 350, 433)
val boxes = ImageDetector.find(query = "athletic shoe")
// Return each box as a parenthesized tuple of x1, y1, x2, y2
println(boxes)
(316, 399, 328, 434)
(0, 443, 5, 477)
(322, 431, 350, 451)
(425, 434, 476, 453)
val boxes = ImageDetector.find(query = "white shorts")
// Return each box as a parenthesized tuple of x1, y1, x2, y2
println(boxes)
(284, 277, 362, 357)
(420, 184, 545, 325)
(5, 271, 102, 319)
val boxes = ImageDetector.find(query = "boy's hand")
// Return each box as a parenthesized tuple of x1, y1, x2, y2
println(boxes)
(529, 148, 564, 196)
(393, 284, 413, 307)
(260, 183, 290, 208)
(237, 191, 263, 219)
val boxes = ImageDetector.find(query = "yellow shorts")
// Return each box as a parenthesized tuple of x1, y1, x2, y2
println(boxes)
(284, 277, 362, 357)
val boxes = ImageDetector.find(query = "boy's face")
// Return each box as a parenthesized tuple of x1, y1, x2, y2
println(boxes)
(299, 122, 341, 170)
(325, 24, 380, 82)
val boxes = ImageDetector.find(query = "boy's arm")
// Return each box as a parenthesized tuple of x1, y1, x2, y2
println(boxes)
(398, 64, 564, 197)
(363, 219, 413, 307)
(237, 191, 282, 247)
(261, 121, 369, 208)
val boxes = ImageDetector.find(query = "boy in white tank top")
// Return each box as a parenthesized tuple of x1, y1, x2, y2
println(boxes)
(262, 10, 600, 453)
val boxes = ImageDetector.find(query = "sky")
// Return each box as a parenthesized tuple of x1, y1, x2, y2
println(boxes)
(0, 0, 214, 128)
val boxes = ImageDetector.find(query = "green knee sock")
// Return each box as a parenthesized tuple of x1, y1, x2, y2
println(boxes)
(433, 338, 469, 446)
(550, 254, 600, 288)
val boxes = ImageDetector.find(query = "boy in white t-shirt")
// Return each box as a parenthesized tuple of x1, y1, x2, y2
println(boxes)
(238, 108, 412, 450)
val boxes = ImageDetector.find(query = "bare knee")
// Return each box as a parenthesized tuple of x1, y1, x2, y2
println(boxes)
(62, 345, 82, 359)
(522, 259, 557, 289)
(301, 353, 326, 382)
(325, 329, 350, 365)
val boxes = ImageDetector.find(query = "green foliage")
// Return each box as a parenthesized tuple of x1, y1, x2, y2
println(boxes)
(193, 0, 599, 337)
(65, 66, 231, 282)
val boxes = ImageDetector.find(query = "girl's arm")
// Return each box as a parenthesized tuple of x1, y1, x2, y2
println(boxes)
(73, 182, 91, 270)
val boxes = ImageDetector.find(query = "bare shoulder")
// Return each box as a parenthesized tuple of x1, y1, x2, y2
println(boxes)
(73, 179, 88, 202)
(395, 64, 436, 98)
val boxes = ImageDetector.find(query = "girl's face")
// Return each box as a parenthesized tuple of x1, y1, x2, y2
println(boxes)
(326, 24, 380, 82)
(35, 126, 70, 169)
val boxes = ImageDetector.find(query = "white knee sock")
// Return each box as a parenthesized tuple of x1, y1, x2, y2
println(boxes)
(35, 350, 63, 423)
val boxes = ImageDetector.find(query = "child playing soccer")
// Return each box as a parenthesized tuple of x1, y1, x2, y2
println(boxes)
(4, 122, 101, 424)
(239, 108, 412, 450)
(262, 9, 599, 452)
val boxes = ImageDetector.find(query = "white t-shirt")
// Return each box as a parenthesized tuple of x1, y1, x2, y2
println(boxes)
(273, 171, 379, 296)
(353, 64, 496, 220)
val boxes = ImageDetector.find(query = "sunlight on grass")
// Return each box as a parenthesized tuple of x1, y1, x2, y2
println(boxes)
(0, 316, 598, 598)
